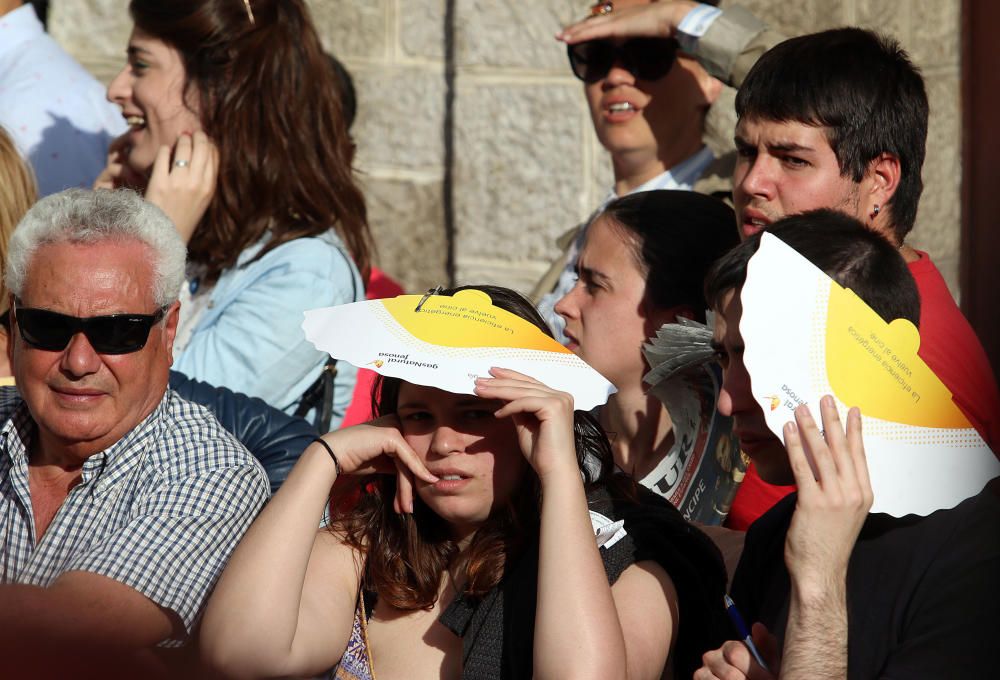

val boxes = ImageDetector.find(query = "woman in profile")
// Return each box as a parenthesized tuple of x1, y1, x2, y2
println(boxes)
(201, 286, 727, 680)
(554, 190, 749, 574)
(97, 0, 370, 424)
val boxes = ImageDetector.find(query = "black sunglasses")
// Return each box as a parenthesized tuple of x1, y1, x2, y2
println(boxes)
(13, 302, 168, 355)
(567, 38, 679, 83)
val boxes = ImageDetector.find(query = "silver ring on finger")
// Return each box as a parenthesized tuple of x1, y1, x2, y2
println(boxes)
(173, 159, 190, 168)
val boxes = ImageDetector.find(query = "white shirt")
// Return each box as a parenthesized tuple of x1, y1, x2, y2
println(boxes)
(0, 4, 126, 196)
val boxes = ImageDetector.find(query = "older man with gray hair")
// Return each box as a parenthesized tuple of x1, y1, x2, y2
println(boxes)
(0, 189, 269, 675)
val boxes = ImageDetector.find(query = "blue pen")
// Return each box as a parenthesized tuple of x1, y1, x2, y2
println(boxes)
(723, 594, 770, 672)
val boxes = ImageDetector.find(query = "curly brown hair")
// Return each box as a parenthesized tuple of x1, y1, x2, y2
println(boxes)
(128, 0, 372, 285)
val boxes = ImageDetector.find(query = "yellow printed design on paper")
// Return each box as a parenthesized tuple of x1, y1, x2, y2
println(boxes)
(825, 283, 968, 429)
(382, 289, 572, 354)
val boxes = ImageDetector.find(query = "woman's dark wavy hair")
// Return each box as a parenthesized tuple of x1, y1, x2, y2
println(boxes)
(128, 0, 372, 285)
(600, 190, 738, 320)
(330, 285, 632, 610)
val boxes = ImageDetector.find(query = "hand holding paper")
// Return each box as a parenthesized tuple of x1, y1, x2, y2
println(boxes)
(783, 398, 872, 588)
(740, 234, 999, 516)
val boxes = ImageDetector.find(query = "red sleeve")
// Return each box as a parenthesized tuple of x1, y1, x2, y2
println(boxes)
(909, 254, 1000, 452)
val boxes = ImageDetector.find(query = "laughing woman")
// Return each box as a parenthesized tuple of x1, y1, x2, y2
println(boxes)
(200, 286, 728, 680)
(96, 0, 370, 423)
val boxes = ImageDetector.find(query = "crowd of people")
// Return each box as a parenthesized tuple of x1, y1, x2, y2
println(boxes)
(0, 0, 997, 678)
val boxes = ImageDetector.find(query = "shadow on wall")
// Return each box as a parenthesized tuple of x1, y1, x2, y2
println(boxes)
(27, 113, 117, 196)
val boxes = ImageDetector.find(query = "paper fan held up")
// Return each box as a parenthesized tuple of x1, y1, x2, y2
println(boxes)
(303, 286, 616, 412)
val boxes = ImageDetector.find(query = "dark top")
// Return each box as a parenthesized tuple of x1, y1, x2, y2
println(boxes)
(730, 477, 1000, 679)
(168, 370, 318, 493)
(437, 484, 729, 680)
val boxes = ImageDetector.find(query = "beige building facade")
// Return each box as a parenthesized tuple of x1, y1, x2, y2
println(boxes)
(51, 0, 963, 297)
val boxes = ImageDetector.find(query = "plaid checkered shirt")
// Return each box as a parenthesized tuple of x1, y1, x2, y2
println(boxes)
(0, 386, 270, 645)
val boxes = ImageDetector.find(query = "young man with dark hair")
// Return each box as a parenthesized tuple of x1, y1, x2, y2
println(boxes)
(695, 211, 999, 680)
(727, 26, 1000, 526)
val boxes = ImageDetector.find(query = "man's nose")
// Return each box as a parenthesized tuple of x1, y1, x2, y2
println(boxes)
(738, 155, 775, 200)
(60, 333, 103, 378)
(603, 60, 636, 88)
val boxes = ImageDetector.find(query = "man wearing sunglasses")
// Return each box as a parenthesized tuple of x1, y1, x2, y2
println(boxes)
(0, 188, 269, 674)
(533, 1, 775, 339)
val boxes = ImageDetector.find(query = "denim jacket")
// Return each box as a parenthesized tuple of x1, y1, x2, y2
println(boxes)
(173, 230, 363, 426)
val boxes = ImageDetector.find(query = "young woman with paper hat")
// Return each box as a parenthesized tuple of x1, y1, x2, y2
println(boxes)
(96, 0, 370, 423)
(201, 285, 728, 680)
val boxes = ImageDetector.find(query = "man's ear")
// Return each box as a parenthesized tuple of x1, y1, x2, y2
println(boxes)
(162, 301, 180, 365)
(678, 55, 723, 107)
(867, 152, 902, 208)
(5, 295, 14, 367)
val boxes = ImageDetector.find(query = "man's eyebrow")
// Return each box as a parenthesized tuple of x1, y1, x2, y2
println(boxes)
(765, 141, 814, 154)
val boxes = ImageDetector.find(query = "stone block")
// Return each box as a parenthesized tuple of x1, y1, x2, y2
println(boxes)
(452, 80, 586, 264)
(455, 257, 551, 296)
(909, 71, 961, 292)
(455, 0, 579, 71)
(727, 0, 843, 37)
(350, 65, 445, 171)
(49, 0, 131, 84)
(910, 1, 960, 66)
(855, 0, 908, 47)
(704, 85, 737, 158)
(399, 0, 446, 61)
(310, 0, 388, 61)
(361, 176, 447, 293)
(588, 137, 614, 218)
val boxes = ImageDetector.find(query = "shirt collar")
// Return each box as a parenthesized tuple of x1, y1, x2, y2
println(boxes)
(601, 145, 716, 208)
(0, 390, 171, 493)
(86, 391, 171, 493)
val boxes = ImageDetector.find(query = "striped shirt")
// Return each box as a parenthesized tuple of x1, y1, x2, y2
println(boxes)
(0, 387, 270, 645)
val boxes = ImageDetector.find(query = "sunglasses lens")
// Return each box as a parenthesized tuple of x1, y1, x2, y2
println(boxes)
(16, 308, 74, 351)
(625, 38, 678, 81)
(568, 41, 615, 82)
(15, 307, 161, 354)
(86, 315, 156, 355)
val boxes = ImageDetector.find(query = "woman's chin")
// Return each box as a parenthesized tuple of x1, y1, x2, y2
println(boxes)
(125, 154, 154, 178)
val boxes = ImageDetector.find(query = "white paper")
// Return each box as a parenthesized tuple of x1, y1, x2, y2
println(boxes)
(740, 234, 998, 516)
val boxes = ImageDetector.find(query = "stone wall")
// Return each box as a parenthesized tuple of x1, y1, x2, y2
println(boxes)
(50, 0, 963, 296)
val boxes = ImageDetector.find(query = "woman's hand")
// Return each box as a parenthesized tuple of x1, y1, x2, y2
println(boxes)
(93, 133, 147, 191)
(318, 415, 439, 514)
(473, 367, 578, 482)
(144, 131, 219, 243)
(556, 1, 698, 44)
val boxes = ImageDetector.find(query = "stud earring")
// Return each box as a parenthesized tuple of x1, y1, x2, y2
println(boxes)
(870, 204, 880, 220)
